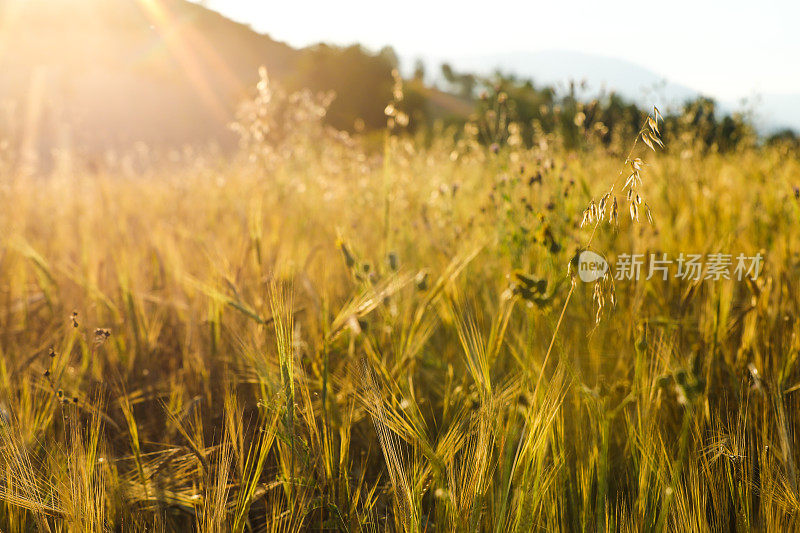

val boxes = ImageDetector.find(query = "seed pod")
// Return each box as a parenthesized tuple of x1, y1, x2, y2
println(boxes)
(387, 251, 399, 271)
(610, 197, 618, 226)
(580, 209, 589, 228)
(338, 240, 356, 268)
(415, 270, 429, 291)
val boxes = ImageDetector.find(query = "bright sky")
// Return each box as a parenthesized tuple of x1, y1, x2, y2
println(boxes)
(198, 0, 800, 101)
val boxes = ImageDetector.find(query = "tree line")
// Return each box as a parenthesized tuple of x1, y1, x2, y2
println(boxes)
(287, 44, 798, 151)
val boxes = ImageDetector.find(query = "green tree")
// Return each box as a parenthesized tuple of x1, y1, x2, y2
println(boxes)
(290, 44, 396, 131)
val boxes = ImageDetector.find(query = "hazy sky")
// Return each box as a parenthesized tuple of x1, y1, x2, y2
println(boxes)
(198, 0, 800, 100)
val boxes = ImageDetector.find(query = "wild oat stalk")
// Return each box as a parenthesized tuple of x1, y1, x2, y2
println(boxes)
(535, 107, 664, 395)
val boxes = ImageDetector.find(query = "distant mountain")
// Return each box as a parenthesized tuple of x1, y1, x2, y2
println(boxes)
(404, 49, 799, 133)
(755, 94, 800, 133)
(421, 50, 697, 108)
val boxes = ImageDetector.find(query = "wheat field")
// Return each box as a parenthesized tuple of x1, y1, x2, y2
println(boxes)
(1, 75, 800, 532)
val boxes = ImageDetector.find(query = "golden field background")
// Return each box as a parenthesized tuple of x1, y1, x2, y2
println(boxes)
(1, 74, 800, 532)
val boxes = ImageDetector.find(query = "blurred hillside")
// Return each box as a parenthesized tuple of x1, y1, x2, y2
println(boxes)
(0, 0, 302, 157)
(0, 0, 460, 164)
(0, 0, 794, 168)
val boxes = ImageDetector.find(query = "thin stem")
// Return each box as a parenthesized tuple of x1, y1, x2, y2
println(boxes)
(534, 283, 574, 396)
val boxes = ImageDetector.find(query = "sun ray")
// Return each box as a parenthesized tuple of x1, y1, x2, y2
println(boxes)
(135, 0, 248, 123)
